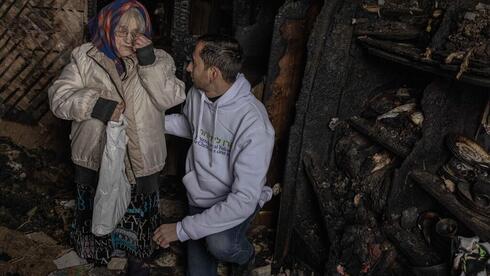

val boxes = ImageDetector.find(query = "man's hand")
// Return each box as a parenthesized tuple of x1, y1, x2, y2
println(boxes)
(153, 223, 178, 248)
(110, 102, 125, 122)
(133, 35, 152, 50)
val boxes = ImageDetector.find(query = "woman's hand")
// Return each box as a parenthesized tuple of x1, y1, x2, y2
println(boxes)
(110, 102, 125, 122)
(134, 35, 155, 66)
(133, 35, 152, 50)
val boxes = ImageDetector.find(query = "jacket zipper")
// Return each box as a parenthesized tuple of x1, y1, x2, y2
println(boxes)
(87, 48, 138, 179)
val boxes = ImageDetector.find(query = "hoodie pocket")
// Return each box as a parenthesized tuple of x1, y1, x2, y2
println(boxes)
(182, 170, 200, 201)
(182, 170, 228, 206)
(182, 170, 198, 188)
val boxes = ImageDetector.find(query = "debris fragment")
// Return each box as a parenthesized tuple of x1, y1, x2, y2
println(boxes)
(53, 250, 87, 270)
(107, 257, 127, 271)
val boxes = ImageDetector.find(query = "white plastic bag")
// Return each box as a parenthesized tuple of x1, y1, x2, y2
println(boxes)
(92, 116, 131, 236)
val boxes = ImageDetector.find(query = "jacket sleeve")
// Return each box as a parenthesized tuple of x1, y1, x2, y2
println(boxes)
(179, 123, 275, 241)
(48, 47, 104, 122)
(137, 49, 186, 112)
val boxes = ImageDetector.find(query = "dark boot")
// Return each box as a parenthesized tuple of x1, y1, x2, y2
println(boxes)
(127, 256, 150, 276)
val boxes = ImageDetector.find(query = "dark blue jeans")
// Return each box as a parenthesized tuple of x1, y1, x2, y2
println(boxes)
(186, 205, 258, 276)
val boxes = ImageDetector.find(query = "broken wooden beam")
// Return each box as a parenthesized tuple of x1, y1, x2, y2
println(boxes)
(355, 21, 421, 41)
(357, 36, 425, 62)
(347, 116, 412, 158)
(363, 46, 490, 88)
(361, 2, 425, 18)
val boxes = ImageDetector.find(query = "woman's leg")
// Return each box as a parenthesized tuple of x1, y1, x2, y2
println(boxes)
(121, 173, 160, 275)
(71, 165, 113, 265)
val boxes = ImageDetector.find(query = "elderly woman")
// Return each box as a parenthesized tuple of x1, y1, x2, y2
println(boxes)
(48, 0, 185, 273)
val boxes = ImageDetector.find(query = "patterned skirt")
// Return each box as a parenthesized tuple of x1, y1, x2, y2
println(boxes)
(71, 165, 160, 264)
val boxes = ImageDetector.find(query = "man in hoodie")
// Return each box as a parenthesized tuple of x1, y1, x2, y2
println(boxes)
(153, 34, 275, 275)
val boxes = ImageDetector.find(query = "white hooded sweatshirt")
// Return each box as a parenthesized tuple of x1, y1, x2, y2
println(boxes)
(165, 74, 274, 241)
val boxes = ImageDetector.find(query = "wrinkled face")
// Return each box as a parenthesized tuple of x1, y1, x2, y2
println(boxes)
(114, 11, 144, 57)
(186, 42, 210, 91)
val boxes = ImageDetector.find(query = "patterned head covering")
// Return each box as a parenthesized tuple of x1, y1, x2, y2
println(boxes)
(88, 0, 152, 61)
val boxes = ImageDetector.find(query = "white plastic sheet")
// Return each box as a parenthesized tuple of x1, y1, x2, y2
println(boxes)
(92, 117, 131, 236)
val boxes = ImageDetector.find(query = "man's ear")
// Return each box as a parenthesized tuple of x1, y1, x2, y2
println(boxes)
(209, 66, 222, 81)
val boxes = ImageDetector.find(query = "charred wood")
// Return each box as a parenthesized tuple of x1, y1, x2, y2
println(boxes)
(264, 1, 313, 187)
(383, 221, 443, 267)
(358, 0, 490, 87)
(411, 170, 490, 241)
(427, 0, 463, 51)
(171, 0, 192, 79)
(348, 116, 413, 158)
(357, 36, 427, 62)
(273, 0, 348, 270)
(303, 151, 341, 243)
(364, 45, 490, 87)
(303, 138, 398, 275)
(355, 21, 422, 41)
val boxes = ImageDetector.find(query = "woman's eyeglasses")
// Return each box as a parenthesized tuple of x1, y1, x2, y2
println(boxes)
(115, 29, 143, 40)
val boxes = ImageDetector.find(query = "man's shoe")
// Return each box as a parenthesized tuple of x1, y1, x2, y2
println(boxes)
(127, 256, 150, 276)
(231, 252, 255, 276)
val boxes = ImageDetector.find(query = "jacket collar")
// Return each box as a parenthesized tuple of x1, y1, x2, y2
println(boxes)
(86, 45, 126, 97)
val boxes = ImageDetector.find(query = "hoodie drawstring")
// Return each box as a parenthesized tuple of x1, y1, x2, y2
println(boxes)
(195, 94, 215, 167)
(194, 74, 249, 168)
(195, 95, 205, 141)
(210, 104, 219, 167)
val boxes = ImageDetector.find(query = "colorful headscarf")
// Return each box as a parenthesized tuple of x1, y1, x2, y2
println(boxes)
(88, 0, 152, 62)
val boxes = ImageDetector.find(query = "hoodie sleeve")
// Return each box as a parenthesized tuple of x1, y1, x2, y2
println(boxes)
(165, 114, 192, 139)
(179, 121, 275, 241)
(164, 89, 193, 139)
(48, 46, 105, 122)
(138, 49, 186, 112)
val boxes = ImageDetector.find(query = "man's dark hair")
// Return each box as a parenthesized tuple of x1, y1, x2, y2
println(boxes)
(197, 34, 244, 83)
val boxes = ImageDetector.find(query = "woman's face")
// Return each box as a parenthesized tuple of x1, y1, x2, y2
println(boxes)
(115, 14, 143, 57)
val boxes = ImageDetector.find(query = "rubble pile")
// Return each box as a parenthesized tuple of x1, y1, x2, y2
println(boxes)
(0, 137, 73, 241)
(409, 133, 490, 275)
(0, 226, 68, 275)
(443, 3, 490, 61)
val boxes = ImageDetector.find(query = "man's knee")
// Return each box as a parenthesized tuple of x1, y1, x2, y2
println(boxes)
(205, 232, 239, 262)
